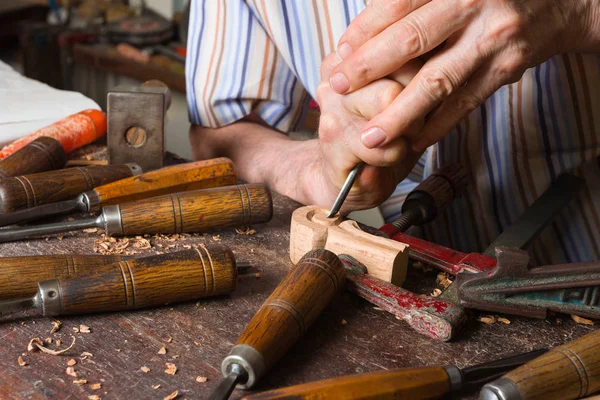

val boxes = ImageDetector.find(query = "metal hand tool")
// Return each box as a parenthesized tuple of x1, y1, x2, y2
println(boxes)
(0, 183, 272, 243)
(0, 157, 237, 227)
(0, 136, 65, 179)
(210, 249, 346, 399)
(0, 246, 242, 318)
(241, 348, 547, 400)
(481, 329, 600, 400)
(327, 162, 364, 217)
(0, 163, 142, 213)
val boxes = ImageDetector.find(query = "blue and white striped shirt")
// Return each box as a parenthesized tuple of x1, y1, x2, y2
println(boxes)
(186, 0, 600, 266)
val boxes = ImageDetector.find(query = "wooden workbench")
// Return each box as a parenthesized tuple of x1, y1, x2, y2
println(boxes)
(0, 154, 596, 399)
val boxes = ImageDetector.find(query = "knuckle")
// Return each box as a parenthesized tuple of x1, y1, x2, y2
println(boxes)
(455, 92, 482, 113)
(418, 66, 458, 102)
(315, 82, 331, 104)
(320, 53, 339, 78)
(391, 19, 425, 57)
(317, 113, 341, 143)
(384, 0, 412, 19)
(351, 55, 374, 83)
(459, 0, 481, 10)
(489, 11, 526, 43)
(379, 82, 403, 109)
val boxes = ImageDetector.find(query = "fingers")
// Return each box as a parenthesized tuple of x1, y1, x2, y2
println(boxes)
(330, 0, 478, 94)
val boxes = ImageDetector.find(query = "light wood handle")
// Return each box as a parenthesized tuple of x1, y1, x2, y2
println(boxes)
(112, 184, 272, 236)
(0, 254, 124, 301)
(51, 246, 236, 315)
(0, 164, 137, 213)
(242, 366, 450, 400)
(88, 158, 237, 211)
(0, 137, 66, 179)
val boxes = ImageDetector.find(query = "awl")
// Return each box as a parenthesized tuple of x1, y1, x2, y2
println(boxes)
(0, 157, 237, 227)
(0, 183, 272, 243)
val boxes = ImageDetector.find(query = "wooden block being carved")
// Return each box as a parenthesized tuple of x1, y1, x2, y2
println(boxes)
(290, 205, 409, 286)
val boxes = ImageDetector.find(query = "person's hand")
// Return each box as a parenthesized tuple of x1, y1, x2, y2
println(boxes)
(329, 0, 600, 152)
(301, 53, 423, 213)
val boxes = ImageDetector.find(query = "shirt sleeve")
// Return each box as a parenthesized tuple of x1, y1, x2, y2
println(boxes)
(185, 0, 307, 132)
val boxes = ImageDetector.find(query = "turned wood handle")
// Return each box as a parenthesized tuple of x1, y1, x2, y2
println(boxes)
(47, 246, 237, 315)
(237, 249, 345, 372)
(242, 366, 450, 400)
(110, 183, 273, 236)
(0, 137, 66, 179)
(0, 164, 139, 213)
(85, 158, 237, 211)
(497, 329, 600, 400)
(406, 163, 468, 213)
(0, 254, 124, 301)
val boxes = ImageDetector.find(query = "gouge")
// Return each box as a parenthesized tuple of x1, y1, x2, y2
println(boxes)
(480, 329, 600, 400)
(242, 349, 547, 400)
(0, 136, 66, 179)
(0, 246, 238, 317)
(0, 157, 237, 227)
(210, 249, 346, 399)
(327, 162, 364, 217)
(0, 183, 272, 243)
(0, 163, 142, 213)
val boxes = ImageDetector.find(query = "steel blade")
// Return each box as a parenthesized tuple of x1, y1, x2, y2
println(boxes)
(0, 297, 36, 317)
(0, 216, 101, 243)
(327, 162, 365, 217)
(0, 199, 84, 227)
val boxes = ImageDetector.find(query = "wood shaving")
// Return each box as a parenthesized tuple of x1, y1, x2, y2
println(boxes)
(28, 337, 76, 355)
(50, 320, 62, 334)
(212, 235, 221, 241)
(195, 302, 201, 308)
(167, 337, 173, 343)
(66, 367, 78, 377)
(73, 379, 87, 385)
(73, 327, 79, 333)
(89, 396, 102, 400)
(341, 319, 347, 325)
(235, 226, 257, 235)
(44, 338, 52, 344)
(193, 341, 200, 346)
(141, 366, 150, 373)
(164, 391, 179, 400)
(431, 288, 442, 297)
(81, 352, 93, 358)
(164, 362, 177, 375)
(477, 315, 497, 324)
(79, 325, 91, 333)
(18, 356, 27, 367)
(56, 339, 62, 346)
(115, 349, 121, 352)
(91, 383, 102, 390)
(572, 314, 595, 325)
(152, 384, 161, 389)
(67, 359, 77, 366)
(93, 236, 141, 255)
(436, 272, 453, 289)
(172, 355, 179, 359)
(196, 376, 208, 383)
(158, 346, 167, 355)
(133, 237, 152, 249)
(83, 228, 98, 233)
(497, 317, 511, 325)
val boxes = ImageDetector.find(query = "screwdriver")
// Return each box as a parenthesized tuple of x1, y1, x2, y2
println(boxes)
(327, 162, 365, 217)
(0, 136, 66, 178)
(241, 348, 547, 399)
(0, 246, 240, 318)
(0, 157, 237, 227)
(209, 249, 346, 400)
(0, 183, 272, 243)
(0, 163, 142, 213)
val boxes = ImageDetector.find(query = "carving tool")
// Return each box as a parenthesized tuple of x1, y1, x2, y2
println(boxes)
(0, 246, 241, 318)
(210, 249, 345, 399)
(242, 348, 547, 399)
(0, 137, 65, 178)
(0, 163, 142, 214)
(327, 162, 364, 217)
(0, 183, 272, 243)
(481, 329, 600, 400)
(0, 157, 237, 227)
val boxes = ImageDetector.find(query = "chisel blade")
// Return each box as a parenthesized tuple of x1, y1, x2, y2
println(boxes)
(0, 198, 85, 227)
(0, 297, 35, 317)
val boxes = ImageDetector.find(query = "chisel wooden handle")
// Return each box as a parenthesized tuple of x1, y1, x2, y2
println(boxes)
(0, 164, 141, 213)
(481, 329, 600, 400)
(221, 249, 345, 389)
(39, 246, 237, 316)
(83, 158, 237, 211)
(0, 137, 66, 179)
(0, 254, 124, 301)
(103, 183, 272, 236)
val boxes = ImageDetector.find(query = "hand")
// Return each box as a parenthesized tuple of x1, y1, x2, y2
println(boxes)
(329, 0, 600, 152)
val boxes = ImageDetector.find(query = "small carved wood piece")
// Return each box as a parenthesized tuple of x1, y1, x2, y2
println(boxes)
(55, 246, 237, 315)
(0, 254, 124, 301)
(0, 164, 137, 213)
(236, 249, 345, 373)
(501, 329, 600, 400)
(290, 205, 409, 285)
(0, 137, 66, 179)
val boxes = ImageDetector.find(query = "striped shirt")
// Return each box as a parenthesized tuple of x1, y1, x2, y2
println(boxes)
(186, 0, 600, 266)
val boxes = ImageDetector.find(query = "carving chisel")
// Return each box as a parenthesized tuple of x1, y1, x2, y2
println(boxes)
(0, 183, 272, 243)
(327, 162, 365, 217)
(210, 249, 346, 399)
(0, 157, 237, 227)
(0, 136, 66, 178)
(0, 246, 242, 317)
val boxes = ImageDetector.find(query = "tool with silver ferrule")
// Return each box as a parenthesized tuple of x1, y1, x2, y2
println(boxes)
(0, 158, 237, 227)
(0, 183, 272, 243)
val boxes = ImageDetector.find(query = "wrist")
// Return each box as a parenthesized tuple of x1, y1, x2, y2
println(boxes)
(562, 0, 600, 52)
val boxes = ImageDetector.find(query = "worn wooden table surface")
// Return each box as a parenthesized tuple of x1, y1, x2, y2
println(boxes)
(0, 152, 597, 400)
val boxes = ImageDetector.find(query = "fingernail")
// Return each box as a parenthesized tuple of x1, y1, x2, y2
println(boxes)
(329, 73, 350, 93)
(337, 42, 353, 60)
(361, 127, 387, 148)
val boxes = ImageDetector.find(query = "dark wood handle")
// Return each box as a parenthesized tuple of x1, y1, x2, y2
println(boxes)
(408, 163, 468, 212)
(0, 164, 137, 212)
(52, 246, 237, 315)
(242, 366, 450, 400)
(236, 249, 345, 370)
(0, 254, 124, 301)
(114, 183, 273, 236)
(88, 158, 237, 210)
(0, 137, 66, 179)
(503, 329, 600, 399)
